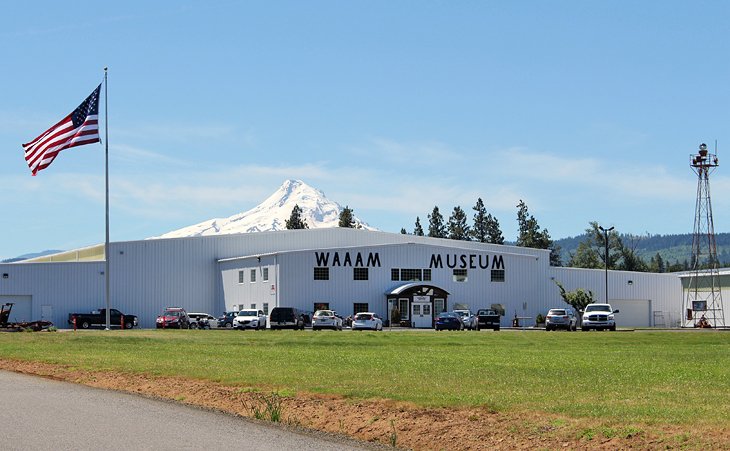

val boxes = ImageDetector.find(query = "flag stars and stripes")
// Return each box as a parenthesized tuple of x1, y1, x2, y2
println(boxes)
(22, 84, 102, 176)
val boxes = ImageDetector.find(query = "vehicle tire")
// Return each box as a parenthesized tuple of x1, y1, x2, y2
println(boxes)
(124, 321, 134, 330)
(581, 327, 588, 331)
(494, 326, 500, 331)
(225, 322, 232, 329)
(80, 320, 91, 329)
(610, 325, 616, 331)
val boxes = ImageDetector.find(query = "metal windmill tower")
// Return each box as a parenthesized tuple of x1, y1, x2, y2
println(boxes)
(683, 143, 725, 328)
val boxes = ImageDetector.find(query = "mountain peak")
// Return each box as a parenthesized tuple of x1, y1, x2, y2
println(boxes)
(153, 180, 376, 239)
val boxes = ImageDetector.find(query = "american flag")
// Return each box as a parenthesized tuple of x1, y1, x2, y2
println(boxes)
(22, 84, 101, 176)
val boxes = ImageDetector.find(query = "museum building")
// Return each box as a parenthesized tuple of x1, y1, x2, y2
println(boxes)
(0, 228, 691, 328)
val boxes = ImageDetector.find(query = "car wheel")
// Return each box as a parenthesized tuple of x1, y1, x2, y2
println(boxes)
(610, 325, 616, 331)
(494, 326, 500, 331)
(225, 322, 232, 329)
(581, 327, 589, 331)
(80, 321, 90, 329)
(124, 321, 134, 330)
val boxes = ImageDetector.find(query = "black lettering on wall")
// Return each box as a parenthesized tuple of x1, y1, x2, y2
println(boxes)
(315, 252, 330, 266)
(492, 255, 505, 269)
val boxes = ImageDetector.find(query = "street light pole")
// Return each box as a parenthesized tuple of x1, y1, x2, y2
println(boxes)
(598, 225, 614, 303)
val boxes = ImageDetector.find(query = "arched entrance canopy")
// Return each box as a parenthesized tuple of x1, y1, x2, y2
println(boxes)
(385, 283, 449, 297)
(386, 283, 449, 328)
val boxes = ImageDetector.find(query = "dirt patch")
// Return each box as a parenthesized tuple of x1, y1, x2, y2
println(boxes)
(0, 359, 726, 450)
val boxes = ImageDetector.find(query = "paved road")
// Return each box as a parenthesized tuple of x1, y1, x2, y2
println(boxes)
(0, 370, 373, 451)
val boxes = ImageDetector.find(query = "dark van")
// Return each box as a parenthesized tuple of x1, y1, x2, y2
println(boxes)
(269, 307, 305, 330)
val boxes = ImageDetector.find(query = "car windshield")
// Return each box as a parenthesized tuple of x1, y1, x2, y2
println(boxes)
(455, 311, 469, 317)
(164, 310, 182, 317)
(438, 313, 456, 318)
(237, 311, 256, 316)
(315, 310, 333, 317)
(586, 305, 611, 312)
(548, 309, 566, 315)
(355, 314, 372, 320)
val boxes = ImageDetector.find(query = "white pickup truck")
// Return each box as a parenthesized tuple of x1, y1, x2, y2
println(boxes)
(581, 303, 619, 331)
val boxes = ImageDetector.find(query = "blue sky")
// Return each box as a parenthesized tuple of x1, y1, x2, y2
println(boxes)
(2, 1, 730, 259)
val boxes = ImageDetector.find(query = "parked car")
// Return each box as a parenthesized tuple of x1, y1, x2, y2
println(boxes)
(156, 307, 190, 329)
(188, 313, 217, 329)
(312, 309, 343, 331)
(352, 312, 383, 331)
(475, 309, 501, 331)
(545, 308, 577, 331)
(217, 311, 237, 328)
(233, 309, 267, 330)
(453, 309, 476, 330)
(581, 303, 619, 331)
(435, 312, 464, 331)
(269, 307, 305, 330)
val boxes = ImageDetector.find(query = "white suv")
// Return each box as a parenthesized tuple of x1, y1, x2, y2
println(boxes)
(581, 304, 619, 331)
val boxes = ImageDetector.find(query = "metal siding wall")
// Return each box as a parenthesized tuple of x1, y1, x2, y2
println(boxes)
(0, 262, 104, 328)
(548, 267, 682, 327)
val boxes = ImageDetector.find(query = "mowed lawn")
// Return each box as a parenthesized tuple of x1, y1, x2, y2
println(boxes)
(0, 329, 728, 426)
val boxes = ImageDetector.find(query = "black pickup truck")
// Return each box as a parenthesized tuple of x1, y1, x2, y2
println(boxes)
(68, 308, 138, 329)
(475, 309, 501, 331)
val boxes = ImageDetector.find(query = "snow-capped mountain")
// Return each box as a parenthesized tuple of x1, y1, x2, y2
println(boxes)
(153, 179, 376, 239)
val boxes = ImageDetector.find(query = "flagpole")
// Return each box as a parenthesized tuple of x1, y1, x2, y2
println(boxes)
(104, 67, 111, 331)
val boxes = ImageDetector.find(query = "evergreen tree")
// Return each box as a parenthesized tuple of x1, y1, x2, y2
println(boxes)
(515, 200, 561, 265)
(285, 204, 309, 229)
(413, 217, 424, 236)
(485, 214, 505, 245)
(649, 252, 665, 273)
(447, 206, 471, 241)
(428, 206, 446, 238)
(338, 205, 356, 228)
(471, 198, 488, 242)
(400, 228, 407, 234)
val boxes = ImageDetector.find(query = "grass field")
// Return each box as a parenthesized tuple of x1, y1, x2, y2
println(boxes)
(0, 329, 728, 427)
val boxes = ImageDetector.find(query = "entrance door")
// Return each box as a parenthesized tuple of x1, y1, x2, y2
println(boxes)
(411, 302, 432, 328)
(41, 305, 53, 322)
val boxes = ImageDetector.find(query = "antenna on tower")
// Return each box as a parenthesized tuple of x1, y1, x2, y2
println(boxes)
(683, 142, 725, 328)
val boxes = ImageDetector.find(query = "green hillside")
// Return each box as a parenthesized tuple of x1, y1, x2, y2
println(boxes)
(555, 232, 730, 268)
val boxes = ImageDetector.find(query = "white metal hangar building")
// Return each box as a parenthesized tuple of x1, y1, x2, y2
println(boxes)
(0, 228, 691, 329)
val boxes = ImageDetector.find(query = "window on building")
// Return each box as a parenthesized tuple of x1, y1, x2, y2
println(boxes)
(263, 303, 269, 315)
(250, 269, 256, 283)
(250, 303, 256, 309)
(401, 269, 422, 281)
(314, 267, 329, 280)
(314, 302, 330, 311)
(391, 268, 399, 281)
(353, 267, 369, 281)
(453, 269, 468, 282)
(491, 269, 505, 282)
(262, 267, 269, 282)
(398, 299, 409, 320)
(423, 269, 432, 281)
(353, 303, 368, 315)
(434, 298, 445, 314)
(238, 270, 244, 284)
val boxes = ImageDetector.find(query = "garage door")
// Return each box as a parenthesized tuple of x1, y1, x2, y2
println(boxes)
(0, 295, 32, 323)
(610, 299, 651, 328)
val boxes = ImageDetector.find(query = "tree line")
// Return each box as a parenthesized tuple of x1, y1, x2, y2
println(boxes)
(400, 199, 562, 266)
